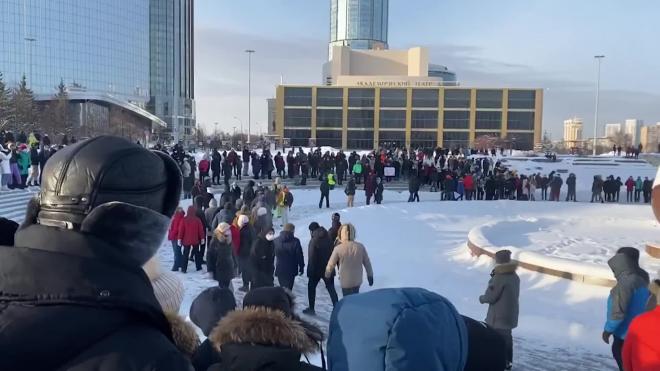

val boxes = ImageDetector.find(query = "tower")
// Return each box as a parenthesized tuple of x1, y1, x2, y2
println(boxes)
(329, 0, 389, 59)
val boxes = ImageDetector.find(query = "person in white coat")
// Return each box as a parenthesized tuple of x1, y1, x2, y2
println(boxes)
(0, 145, 12, 191)
(325, 223, 374, 297)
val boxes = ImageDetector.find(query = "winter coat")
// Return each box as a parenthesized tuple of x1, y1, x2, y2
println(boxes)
(210, 238, 235, 284)
(365, 175, 376, 196)
(206, 307, 323, 371)
(327, 288, 468, 371)
(274, 231, 304, 278)
(567, 175, 576, 190)
(199, 159, 210, 174)
(479, 262, 520, 330)
(250, 236, 275, 288)
(0, 150, 10, 174)
(243, 182, 256, 207)
(375, 182, 384, 202)
(344, 179, 356, 196)
(168, 211, 185, 241)
(550, 176, 563, 192)
(238, 225, 254, 258)
(307, 227, 334, 280)
(626, 178, 635, 191)
(178, 208, 206, 246)
(320, 180, 330, 195)
(326, 228, 373, 289)
(635, 178, 643, 190)
(604, 253, 650, 339)
(462, 316, 507, 371)
(205, 206, 219, 228)
(0, 224, 194, 371)
(408, 176, 420, 193)
(18, 151, 30, 175)
(622, 281, 660, 371)
(30, 147, 39, 165)
(328, 220, 341, 246)
(463, 175, 475, 191)
(213, 207, 236, 230)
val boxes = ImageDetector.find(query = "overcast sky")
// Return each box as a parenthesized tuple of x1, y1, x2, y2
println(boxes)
(194, 0, 660, 139)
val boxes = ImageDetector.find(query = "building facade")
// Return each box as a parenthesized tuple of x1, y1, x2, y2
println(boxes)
(563, 118, 583, 143)
(329, 0, 389, 58)
(625, 119, 643, 146)
(276, 85, 543, 150)
(640, 124, 659, 153)
(148, 0, 195, 144)
(605, 123, 621, 138)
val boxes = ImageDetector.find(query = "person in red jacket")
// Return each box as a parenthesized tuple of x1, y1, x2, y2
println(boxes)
(199, 155, 210, 183)
(625, 176, 635, 203)
(365, 172, 376, 205)
(464, 174, 475, 200)
(178, 205, 206, 273)
(168, 207, 185, 271)
(623, 279, 660, 371)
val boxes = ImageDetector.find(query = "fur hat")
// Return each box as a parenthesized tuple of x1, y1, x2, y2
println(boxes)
(257, 207, 268, 217)
(216, 222, 231, 234)
(190, 287, 237, 336)
(283, 223, 295, 232)
(495, 250, 512, 264)
(143, 256, 185, 313)
(237, 214, 250, 227)
(332, 213, 340, 222)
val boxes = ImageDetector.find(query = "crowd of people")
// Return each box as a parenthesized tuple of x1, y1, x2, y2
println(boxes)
(0, 130, 64, 191)
(0, 135, 658, 371)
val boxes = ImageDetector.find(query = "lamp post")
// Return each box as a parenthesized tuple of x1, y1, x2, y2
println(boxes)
(593, 55, 605, 156)
(245, 49, 255, 145)
(233, 116, 243, 145)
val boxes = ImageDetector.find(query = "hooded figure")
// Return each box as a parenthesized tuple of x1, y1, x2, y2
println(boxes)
(0, 217, 19, 246)
(189, 287, 237, 371)
(209, 223, 235, 288)
(0, 136, 193, 370)
(207, 287, 324, 371)
(304, 223, 339, 315)
(325, 223, 373, 296)
(603, 252, 651, 370)
(250, 227, 276, 289)
(327, 288, 468, 371)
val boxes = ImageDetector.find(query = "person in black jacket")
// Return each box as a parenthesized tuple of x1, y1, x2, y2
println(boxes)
(0, 136, 193, 371)
(408, 173, 420, 202)
(27, 143, 40, 186)
(209, 222, 235, 288)
(243, 180, 256, 207)
(319, 175, 330, 209)
(250, 227, 276, 289)
(0, 217, 18, 246)
(189, 287, 237, 371)
(274, 223, 305, 290)
(236, 215, 254, 292)
(211, 149, 221, 185)
(328, 212, 342, 246)
(303, 222, 339, 315)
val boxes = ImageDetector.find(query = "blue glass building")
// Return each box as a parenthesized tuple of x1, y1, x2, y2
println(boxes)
(329, 0, 389, 58)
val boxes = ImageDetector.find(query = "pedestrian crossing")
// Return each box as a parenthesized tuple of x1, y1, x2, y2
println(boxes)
(0, 189, 38, 223)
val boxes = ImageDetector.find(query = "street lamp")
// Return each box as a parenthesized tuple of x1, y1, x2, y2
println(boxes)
(245, 49, 256, 145)
(593, 55, 605, 156)
(233, 116, 244, 145)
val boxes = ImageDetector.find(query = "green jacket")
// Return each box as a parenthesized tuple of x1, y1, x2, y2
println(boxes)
(18, 151, 31, 175)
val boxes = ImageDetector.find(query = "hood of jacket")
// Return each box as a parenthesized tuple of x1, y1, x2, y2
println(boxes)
(279, 230, 295, 243)
(608, 253, 637, 279)
(311, 226, 329, 241)
(493, 262, 518, 275)
(189, 287, 237, 337)
(327, 288, 468, 371)
(164, 311, 200, 358)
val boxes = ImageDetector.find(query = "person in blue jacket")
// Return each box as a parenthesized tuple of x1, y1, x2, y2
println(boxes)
(603, 251, 651, 371)
(327, 288, 468, 371)
(274, 223, 305, 290)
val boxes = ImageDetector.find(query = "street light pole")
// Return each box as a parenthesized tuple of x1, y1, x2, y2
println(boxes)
(233, 116, 244, 145)
(245, 49, 255, 145)
(593, 55, 605, 156)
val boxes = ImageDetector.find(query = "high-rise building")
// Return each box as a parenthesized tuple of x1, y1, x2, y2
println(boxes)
(605, 123, 621, 138)
(149, 0, 196, 144)
(640, 123, 660, 153)
(625, 119, 643, 146)
(563, 118, 583, 143)
(329, 0, 389, 59)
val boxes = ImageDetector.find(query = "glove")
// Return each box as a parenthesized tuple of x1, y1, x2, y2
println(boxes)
(602, 331, 612, 344)
(367, 276, 374, 286)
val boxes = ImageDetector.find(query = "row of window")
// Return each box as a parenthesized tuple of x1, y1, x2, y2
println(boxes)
(284, 87, 536, 109)
(286, 109, 535, 131)
(283, 129, 534, 150)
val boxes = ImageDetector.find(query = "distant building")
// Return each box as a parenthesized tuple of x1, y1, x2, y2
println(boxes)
(640, 124, 660, 153)
(329, 0, 389, 59)
(625, 119, 643, 146)
(563, 118, 583, 143)
(604, 123, 621, 138)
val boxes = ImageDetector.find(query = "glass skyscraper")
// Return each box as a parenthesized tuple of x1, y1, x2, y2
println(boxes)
(329, 0, 389, 58)
(149, 0, 195, 143)
(0, 0, 150, 103)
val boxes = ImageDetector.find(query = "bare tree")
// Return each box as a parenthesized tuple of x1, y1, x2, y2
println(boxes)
(10, 75, 39, 133)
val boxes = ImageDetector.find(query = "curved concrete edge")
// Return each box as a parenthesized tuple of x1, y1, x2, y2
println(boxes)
(647, 243, 660, 259)
(467, 225, 616, 288)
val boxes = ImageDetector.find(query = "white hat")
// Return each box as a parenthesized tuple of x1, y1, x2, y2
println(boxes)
(143, 257, 184, 313)
(238, 214, 250, 227)
(257, 207, 268, 217)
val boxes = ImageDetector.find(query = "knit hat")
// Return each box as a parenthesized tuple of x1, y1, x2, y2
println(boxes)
(495, 250, 512, 264)
(283, 223, 295, 232)
(332, 213, 340, 222)
(143, 256, 185, 313)
(257, 207, 268, 217)
(308, 222, 320, 232)
(190, 287, 237, 336)
(238, 214, 250, 227)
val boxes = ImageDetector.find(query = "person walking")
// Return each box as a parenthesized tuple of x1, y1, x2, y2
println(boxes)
(303, 222, 339, 315)
(345, 176, 356, 207)
(168, 207, 185, 271)
(319, 175, 330, 209)
(625, 176, 635, 203)
(566, 173, 577, 202)
(374, 177, 384, 204)
(26, 143, 40, 186)
(178, 205, 206, 273)
(634, 176, 643, 202)
(276, 185, 293, 227)
(274, 223, 305, 290)
(236, 214, 254, 292)
(479, 250, 519, 371)
(550, 174, 563, 202)
(250, 227, 276, 289)
(464, 173, 475, 201)
(408, 173, 420, 202)
(603, 251, 651, 371)
(209, 222, 235, 289)
(622, 278, 660, 371)
(325, 223, 374, 297)
(591, 175, 604, 203)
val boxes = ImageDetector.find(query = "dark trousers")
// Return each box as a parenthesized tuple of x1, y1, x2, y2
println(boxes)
(541, 188, 548, 200)
(465, 190, 474, 200)
(342, 286, 360, 297)
(212, 172, 220, 185)
(635, 190, 641, 202)
(495, 329, 513, 365)
(278, 275, 295, 290)
(408, 191, 419, 202)
(627, 190, 633, 202)
(182, 244, 202, 273)
(612, 336, 624, 371)
(239, 256, 251, 289)
(319, 193, 329, 208)
(308, 276, 339, 310)
(171, 240, 183, 270)
(567, 189, 576, 201)
(366, 194, 372, 205)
